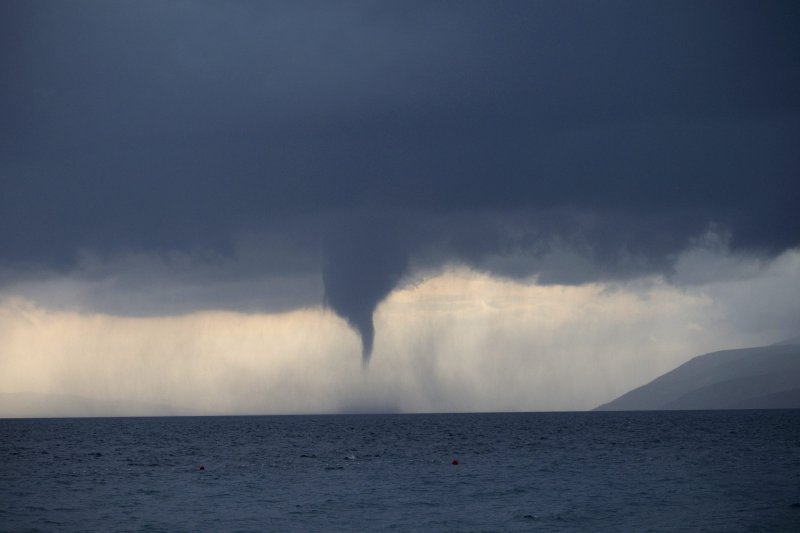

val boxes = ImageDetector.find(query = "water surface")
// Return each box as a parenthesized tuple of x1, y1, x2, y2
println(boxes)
(2, 411, 799, 531)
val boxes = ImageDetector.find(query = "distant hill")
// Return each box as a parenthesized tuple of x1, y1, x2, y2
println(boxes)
(595, 341, 800, 411)
(0, 392, 214, 418)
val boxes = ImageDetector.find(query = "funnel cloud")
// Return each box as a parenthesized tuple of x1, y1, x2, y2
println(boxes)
(322, 214, 409, 362)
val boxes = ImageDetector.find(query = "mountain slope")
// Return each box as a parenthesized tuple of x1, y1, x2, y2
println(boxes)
(595, 342, 800, 411)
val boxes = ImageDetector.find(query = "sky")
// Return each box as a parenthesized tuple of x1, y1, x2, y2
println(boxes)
(1, 1, 799, 414)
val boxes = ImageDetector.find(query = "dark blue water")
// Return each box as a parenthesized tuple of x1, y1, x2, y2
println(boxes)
(2, 411, 799, 531)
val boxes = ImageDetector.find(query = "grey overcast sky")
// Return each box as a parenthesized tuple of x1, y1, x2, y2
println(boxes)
(1, 1, 799, 410)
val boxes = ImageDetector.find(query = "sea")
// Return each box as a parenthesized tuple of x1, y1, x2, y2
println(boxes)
(2, 410, 799, 532)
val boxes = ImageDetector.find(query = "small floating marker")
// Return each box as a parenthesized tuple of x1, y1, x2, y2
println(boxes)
(451, 459, 459, 465)
(199, 465, 205, 471)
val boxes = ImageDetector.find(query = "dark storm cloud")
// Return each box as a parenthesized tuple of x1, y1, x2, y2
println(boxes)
(1, 1, 799, 358)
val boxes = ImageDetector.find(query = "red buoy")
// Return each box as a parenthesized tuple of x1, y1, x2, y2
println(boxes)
(451, 459, 459, 465)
